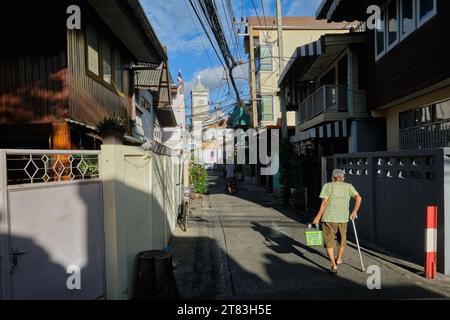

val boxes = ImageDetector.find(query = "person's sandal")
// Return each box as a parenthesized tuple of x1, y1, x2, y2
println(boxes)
(336, 260, 344, 266)
(328, 266, 338, 275)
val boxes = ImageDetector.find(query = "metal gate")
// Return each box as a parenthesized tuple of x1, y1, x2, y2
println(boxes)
(328, 148, 450, 275)
(0, 150, 105, 300)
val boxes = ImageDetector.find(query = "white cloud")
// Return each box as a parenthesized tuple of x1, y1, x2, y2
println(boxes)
(186, 65, 225, 93)
(141, 0, 207, 56)
(185, 64, 248, 95)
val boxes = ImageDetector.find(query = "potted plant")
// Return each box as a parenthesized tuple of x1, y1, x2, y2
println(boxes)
(97, 115, 128, 145)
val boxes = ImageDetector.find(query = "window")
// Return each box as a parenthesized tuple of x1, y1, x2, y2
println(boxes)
(114, 51, 123, 92)
(102, 40, 112, 84)
(417, 0, 437, 26)
(414, 105, 433, 126)
(256, 45, 273, 72)
(375, 8, 386, 59)
(141, 96, 152, 111)
(255, 72, 261, 92)
(387, 0, 399, 48)
(320, 68, 336, 86)
(399, 109, 415, 129)
(401, 0, 415, 38)
(258, 96, 274, 122)
(86, 25, 125, 94)
(435, 100, 450, 121)
(375, 0, 437, 60)
(86, 26, 100, 76)
(399, 100, 450, 129)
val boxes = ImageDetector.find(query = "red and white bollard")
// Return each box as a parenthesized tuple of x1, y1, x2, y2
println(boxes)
(425, 206, 438, 279)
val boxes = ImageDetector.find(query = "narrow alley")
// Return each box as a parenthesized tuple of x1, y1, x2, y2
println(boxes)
(172, 172, 450, 300)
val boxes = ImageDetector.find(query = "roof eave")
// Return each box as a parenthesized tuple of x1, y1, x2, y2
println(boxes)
(127, 0, 167, 61)
(88, 0, 167, 64)
(316, 0, 333, 20)
(279, 33, 366, 86)
(315, 0, 383, 22)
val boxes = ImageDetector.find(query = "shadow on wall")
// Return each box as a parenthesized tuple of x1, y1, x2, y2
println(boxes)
(0, 181, 105, 300)
(0, 169, 177, 300)
(101, 173, 179, 299)
(0, 233, 107, 300)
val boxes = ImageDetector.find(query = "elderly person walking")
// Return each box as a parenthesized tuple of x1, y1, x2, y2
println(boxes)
(312, 169, 362, 274)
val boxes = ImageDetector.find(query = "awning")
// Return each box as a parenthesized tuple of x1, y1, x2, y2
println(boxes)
(135, 61, 177, 128)
(155, 106, 177, 128)
(279, 32, 365, 85)
(141, 139, 175, 157)
(66, 118, 98, 132)
(278, 40, 322, 86)
(135, 68, 162, 88)
(290, 120, 349, 143)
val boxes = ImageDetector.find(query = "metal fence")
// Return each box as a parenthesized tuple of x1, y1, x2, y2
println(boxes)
(299, 85, 348, 124)
(400, 120, 450, 150)
(0, 149, 105, 299)
(328, 148, 450, 275)
(4, 150, 100, 186)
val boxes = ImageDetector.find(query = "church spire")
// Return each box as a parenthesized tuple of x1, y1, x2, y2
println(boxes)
(192, 75, 207, 92)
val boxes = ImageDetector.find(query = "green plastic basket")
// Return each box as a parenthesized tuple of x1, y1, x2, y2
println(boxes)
(305, 229, 323, 247)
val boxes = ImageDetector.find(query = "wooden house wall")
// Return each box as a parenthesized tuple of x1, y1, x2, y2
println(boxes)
(0, 1, 69, 125)
(67, 28, 133, 127)
(0, 54, 69, 124)
(367, 0, 450, 110)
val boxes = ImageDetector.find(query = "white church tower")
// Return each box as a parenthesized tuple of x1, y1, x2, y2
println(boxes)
(191, 76, 210, 125)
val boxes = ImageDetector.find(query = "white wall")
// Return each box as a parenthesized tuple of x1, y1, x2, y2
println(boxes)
(101, 145, 179, 300)
(252, 28, 350, 127)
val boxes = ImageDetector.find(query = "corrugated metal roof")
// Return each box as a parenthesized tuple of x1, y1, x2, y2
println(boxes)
(135, 69, 162, 88)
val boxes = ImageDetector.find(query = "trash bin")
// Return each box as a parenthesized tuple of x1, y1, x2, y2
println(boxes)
(135, 250, 178, 300)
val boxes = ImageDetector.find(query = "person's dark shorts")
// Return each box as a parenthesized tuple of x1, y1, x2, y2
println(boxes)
(322, 222, 348, 249)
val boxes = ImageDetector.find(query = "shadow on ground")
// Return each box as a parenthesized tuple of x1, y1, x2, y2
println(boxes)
(171, 233, 446, 300)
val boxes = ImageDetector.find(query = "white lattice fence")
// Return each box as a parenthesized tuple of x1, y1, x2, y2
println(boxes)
(4, 150, 100, 185)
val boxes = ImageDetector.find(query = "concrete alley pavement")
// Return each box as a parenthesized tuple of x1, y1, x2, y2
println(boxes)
(171, 172, 450, 300)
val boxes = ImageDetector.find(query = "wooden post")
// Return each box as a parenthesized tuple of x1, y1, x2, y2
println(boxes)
(52, 123, 72, 150)
(52, 123, 72, 181)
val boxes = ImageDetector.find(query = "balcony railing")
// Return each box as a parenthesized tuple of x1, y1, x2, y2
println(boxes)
(298, 85, 348, 125)
(400, 120, 450, 150)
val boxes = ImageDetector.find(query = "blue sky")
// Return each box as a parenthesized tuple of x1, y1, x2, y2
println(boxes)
(141, 0, 323, 116)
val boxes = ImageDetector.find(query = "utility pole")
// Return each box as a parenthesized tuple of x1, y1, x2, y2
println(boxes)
(277, 0, 288, 139)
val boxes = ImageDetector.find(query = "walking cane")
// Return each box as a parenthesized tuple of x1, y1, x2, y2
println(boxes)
(351, 217, 366, 272)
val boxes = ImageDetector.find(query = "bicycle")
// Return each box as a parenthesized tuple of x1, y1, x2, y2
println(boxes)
(225, 177, 237, 195)
(178, 186, 193, 232)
